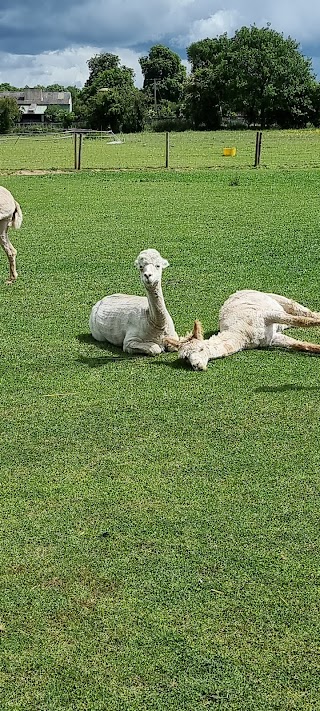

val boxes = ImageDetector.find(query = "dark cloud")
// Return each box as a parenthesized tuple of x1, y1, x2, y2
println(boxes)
(1, 0, 320, 56)
(0, 0, 193, 55)
(0, 0, 319, 86)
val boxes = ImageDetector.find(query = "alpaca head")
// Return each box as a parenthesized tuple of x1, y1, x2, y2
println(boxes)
(135, 249, 169, 288)
(165, 320, 211, 371)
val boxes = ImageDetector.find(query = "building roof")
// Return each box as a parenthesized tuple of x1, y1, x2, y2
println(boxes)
(0, 89, 72, 106)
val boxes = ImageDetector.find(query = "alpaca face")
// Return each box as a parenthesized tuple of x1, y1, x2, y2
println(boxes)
(178, 340, 211, 371)
(135, 249, 169, 287)
(164, 320, 208, 369)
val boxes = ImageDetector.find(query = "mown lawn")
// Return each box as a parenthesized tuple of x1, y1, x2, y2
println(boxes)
(1, 128, 320, 171)
(1, 168, 320, 710)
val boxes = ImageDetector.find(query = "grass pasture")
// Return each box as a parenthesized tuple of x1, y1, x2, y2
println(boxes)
(1, 164, 320, 710)
(1, 128, 320, 171)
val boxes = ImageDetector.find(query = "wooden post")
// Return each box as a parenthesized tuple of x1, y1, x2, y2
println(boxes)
(165, 131, 170, 168)
(74, 132, 78, 170)
(153, 79, 157, 114)
(77, 132, 83, 170)
(254, 131, 262, 167)
(254, 131, 259, 167)
(258, 131, 262, 165)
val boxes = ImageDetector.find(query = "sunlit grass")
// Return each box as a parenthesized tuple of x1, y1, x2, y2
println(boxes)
(1, 128, 320, 171)
(0, 168, 320, 710)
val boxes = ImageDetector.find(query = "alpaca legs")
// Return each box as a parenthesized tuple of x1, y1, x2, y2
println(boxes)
(266, 313, 320, 328)
(271, 332, 320, 354)
(0, 220, 17, 283)
(268, 293, 320, 319)
(123, 340, 163, 355)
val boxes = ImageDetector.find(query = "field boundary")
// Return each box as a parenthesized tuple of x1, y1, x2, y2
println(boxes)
(1, 129, 320, 172)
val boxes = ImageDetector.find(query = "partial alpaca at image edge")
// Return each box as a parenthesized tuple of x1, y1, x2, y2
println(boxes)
(0, 185, 23, 284)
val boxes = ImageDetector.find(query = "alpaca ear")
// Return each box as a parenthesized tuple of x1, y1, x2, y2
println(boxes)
(165, 327, 197, 348)
(192, 320, 204, 340)
(161, 258, 169, 269)
(163, 322, 203, 351)
(163, 336, 180, 350)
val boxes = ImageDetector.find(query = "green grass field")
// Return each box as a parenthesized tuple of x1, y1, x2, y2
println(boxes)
(1, 128, 320, 171)
(1, 160, 320, 709)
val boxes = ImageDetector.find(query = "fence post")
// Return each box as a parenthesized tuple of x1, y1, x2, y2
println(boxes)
(258, 131, 262, 165)
(165, 131, 170, 168)
(74, 132, 78, 169)
(77, 133, 83, 170)
(254, 131, 262, 167)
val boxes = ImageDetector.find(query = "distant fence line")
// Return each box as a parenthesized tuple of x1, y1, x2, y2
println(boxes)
(0, 129, 319, 172)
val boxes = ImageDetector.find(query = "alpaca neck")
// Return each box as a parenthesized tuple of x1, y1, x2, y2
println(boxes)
(146, 282, 168, 329)
(207, 330, 245, 359)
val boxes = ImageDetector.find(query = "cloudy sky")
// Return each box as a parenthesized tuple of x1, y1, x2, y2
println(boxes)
(0, 0, 319, 89)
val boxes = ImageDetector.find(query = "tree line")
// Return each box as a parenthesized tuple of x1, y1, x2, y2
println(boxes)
(1, 25, 320, 133)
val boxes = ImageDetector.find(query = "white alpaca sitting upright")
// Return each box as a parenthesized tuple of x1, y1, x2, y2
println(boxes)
(0, 186, 23, 284)
(89, 248, 178, 355)
(165, 289, 320, 370)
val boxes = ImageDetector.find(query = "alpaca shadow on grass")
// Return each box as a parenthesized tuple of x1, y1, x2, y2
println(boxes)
(165, 336, 320, 375)
(166, 358, 197, 371)
(255, 348, 320, 392)
(255, 383, 320, 393)
(77, 333, 132, 367)
(76, 335, 320, 380)
(76, 333, 170, 368)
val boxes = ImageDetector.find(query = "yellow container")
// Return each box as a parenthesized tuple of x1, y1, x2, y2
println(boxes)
(223, 147, 237, 157)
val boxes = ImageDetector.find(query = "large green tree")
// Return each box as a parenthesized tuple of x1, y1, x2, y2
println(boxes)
(185, 36, 231, 128)
(186, 26, 316, 129)
(0, 83, 19, 92)
(187, 35, 231, 71)
(82, 53, 134, 100)
(79, 52, 146, 132)
(85, 53, 120, 85)
(45, 84, 65, 91)
(139, 44, 186, 116)
(86, 87, 146, 133)
(311, 83, 320, 127)
(0, 97, 20, 133)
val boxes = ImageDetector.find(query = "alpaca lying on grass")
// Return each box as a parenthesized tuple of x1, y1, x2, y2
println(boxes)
(165, 289, 320, 371)
(89, 248, 178, 355)
(0, 186, 23, 284)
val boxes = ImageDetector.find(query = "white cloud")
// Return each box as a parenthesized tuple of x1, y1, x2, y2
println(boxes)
(175, 10, 240, 47)
(181, 58, 191, 76)
(310, 56, 320, 77)
(114, 48, 144, 87)
(0, 45, 144, 88)
(0, 47, 95, 88)
(0, 0, 320, 87)
(259, 0, 320, 43)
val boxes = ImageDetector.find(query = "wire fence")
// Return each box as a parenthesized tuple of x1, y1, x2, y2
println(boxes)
(1, 129, 320, 172)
